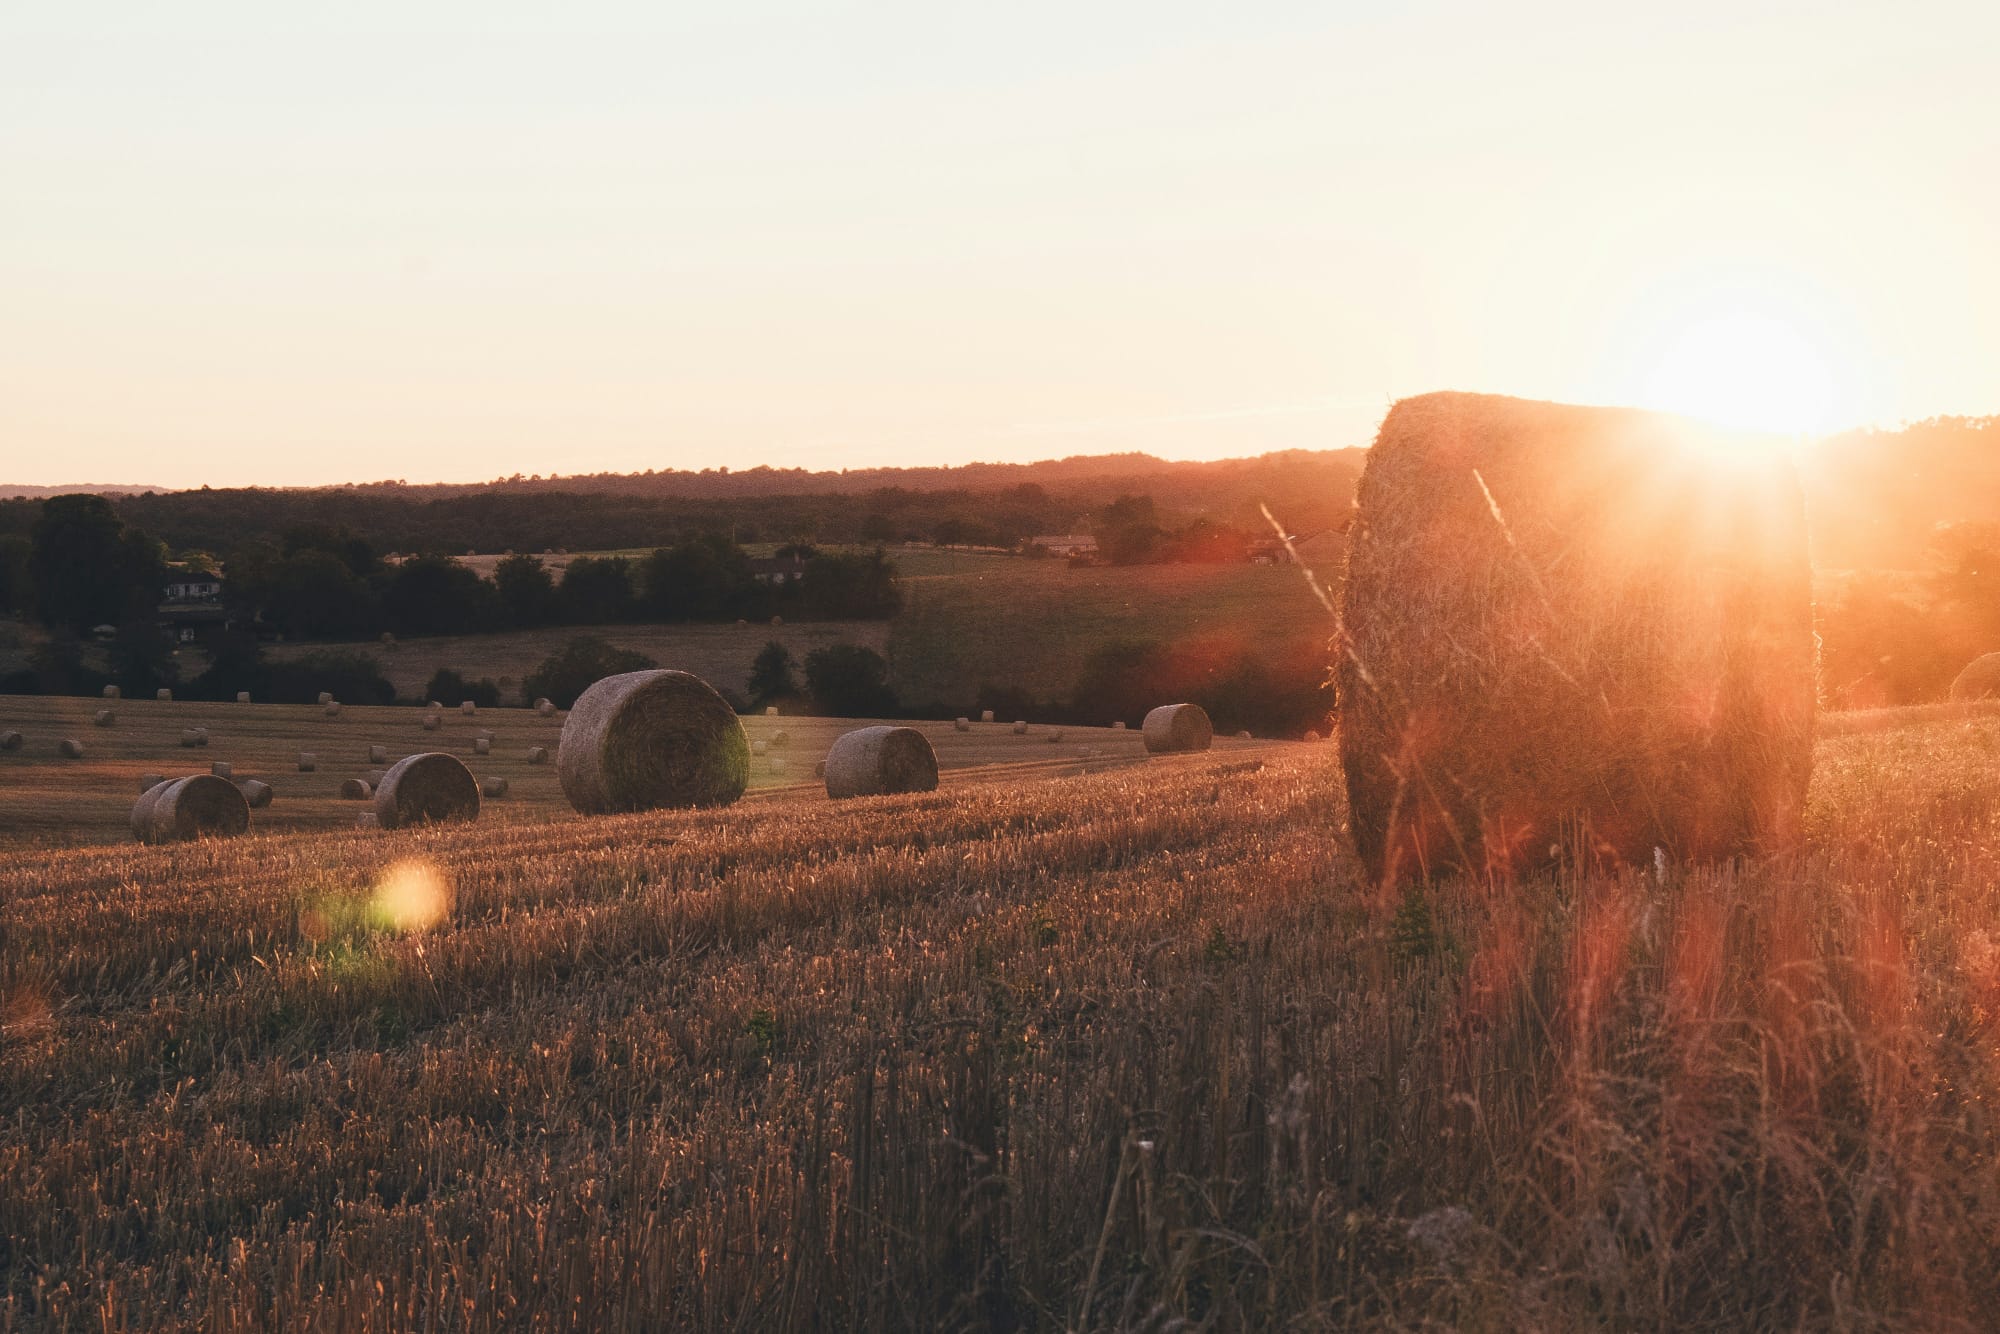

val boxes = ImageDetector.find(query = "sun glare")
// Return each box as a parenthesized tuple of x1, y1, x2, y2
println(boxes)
(372, 859, 452, 933)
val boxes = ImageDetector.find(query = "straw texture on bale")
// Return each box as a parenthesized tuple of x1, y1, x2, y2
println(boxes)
(339, 778, 372, 800)
(362, 769, 387, 788)
(1948, 653, 2000, 701)
(1236, 730, 1253, 739)
(823, 725, 940, 799)
(239, 779, 273, 809)
(298, 753, 316, 772)
(324, 702, 342, 717)
(94, 709, 115, 727)
(156, 688, 172, 702)
(480, 776, 509, 798)
(1304, 730, 1319, 743)
(138, 774, 166, 792)
(814, 759, 827, 779)
(526, 745, 548, 765)
(557, 669, 749, 814)
(317, 692, 333, 705)
(751, 739, 768, 757)
(1, 731, 23, 752)
(209, 761, 232, 778)
(132, 774, 250, 845)
(1339, 391, 1816, 883)
(770, 730, 790, 749)
(1143, 704, 1213, 754)
(58, 738, 84, 759)
(356, 811, 380, 830)
(102, 684, 120, 700)
(1048, 729, 1065, 743)
(374, 752, 481, 830)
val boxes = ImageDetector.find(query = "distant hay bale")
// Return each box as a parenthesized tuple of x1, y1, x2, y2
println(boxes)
(427, 701, 442, 712)
(765, 705, 778, 716)
(1303, 730, 1320, 743)
(1948, 654, 2000, 701)
(339, 778, 373, 800)
(1236, 730, 1253, 739)
(236, 691, 252, 704)
(139, 774, 166, 792)
(1, 731, 22, 752)
(57, 738, 84, 759)
(239, 778, 273, 809)
(460, 701, 477, 716)
(374, 752, 481, 830)
(422, 713, 441, 731)
(155, 688, 172, 702)
(535, 698, 556, 716)
(1012, 720, 1029, 735)
(1144, 704, 1212, 754)
(526, 745, 548, 765)
(770, 729, 790, 749)
(770, 757, 788, 776)
(823, 725, 940, 798)
(317, 692, 334, 706)
(368, 744, 388, 764)
(362, 769, 387, 788)
(380, 631, 396, 647)
(954, 717, 970, 732)
(132, 774, 250, 845)
(93, 709, 115, 727)
(479, 775, 509, 798)
(209, 761, 232, 778)
(1048, 729, 1065, 743)
(981, 710, 995, 724)
(324, 702, 341, 718)
(179, 728, 208, 748)
(771, 615, 783, 627)
(557, 669, 750, 814)
(751, 739, 768, 756)
(814, 759, 827, 778)
(1339, 391, 1816, 883)
(298, 753, 316, 772)
(356, 811, 380, 830)
(102, 684, 120, 700)
(474, 737, 491, 755)
(1111, 720, 1126, 730)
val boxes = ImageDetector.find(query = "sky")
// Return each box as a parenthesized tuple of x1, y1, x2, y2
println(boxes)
(2, 1, 1997, 488)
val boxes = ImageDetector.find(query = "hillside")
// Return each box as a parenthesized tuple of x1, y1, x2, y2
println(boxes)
(6, 711, 2000, 1326)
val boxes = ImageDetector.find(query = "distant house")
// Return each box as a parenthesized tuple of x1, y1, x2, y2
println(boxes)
(1023, 534, 1098, 558)
(748, 554, 809, 585)
(158, 570, 230, 644)
(163, 572, 223, 603)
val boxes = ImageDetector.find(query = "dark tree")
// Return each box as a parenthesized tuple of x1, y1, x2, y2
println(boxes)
(747, 640, 799, 708)
(29, 495, 165, 633)
(107, 620, 179, 697)
(521, 636, 658, 709)
(797, 548, 900, 620)
(264, 550, 382, 640)
(0, 534, 31, 618)
(493, 553, 556, 628)
(638, 537, 755, 622)
(384, 556, 496, 636)
(557, 557, 636, 625)
(804, 644, 897, 718)
(423, 667, 502, 709)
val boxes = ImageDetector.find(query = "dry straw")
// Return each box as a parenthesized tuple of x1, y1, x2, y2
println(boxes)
(1948, 653, 2000, 701)
(131, 774, 250, 845)
(1143, 704, 1213, 754)
(317, 691, 333, 705)
(954, 717, 970, 732)
(460, 701, 477, 716)
(980, 710, 995, 724)
(1339, 391, 1816, 883)
(369, 744, 388, 764)
(93, 709, 115, 727)
(239, 779, 273, 809)
(1012, 720, 1029, 735)
(324, 702, 341, 718)
(58, 738, 84, 759)
(823, 725, 939, 798)
(751, 739, 768, 756)
(558, 670, 748, 813)
(374, 752, 481, 830)
(765, 705, 779, 716)
(770, 730, 790, 749)
(422, 714, 441, 731)
(474, 737, 491, 755)
(1111, 720, 1126, 730)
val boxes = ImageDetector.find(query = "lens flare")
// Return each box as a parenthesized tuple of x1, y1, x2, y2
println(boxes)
(372, 859, 452, 933)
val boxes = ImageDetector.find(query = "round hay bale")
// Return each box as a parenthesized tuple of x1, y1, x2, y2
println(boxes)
(1111, 720, 1126, 730)
(239, 778, 273, 809)
(1012, 720, 1029, 735)
(460, 701, 477, 716)
(356, 811, 380, 830)
(535, 698, 556, 716)
(155, 688, 172, 702)
(362, 768, 387, 788)
(374, 752, 481, 830)
(751, 739, 768, 756)
(209, 761, 232, 778)
(770, 615, 783, 627)
(133, 774, 250, 845)
(1143, 704, 1213, 754)
(339, 778, 373, 800)
(1048, 729, 1065, 743)
(380, 631, 396, 647)
(954, 717, 970, 732)
(824, 726, 939, 799)
(298, 753, 317, 772)
(769, 757, 788, 776)
(368, 744, 388, 764)
(139, 773, 166, 793)
(770, 729, 791, 749)
(235, 691, 252, 704)
(179, 727, 208, 748)
(557, 669, 749, 814)
(526, 745, 548, 765)
(427, 700, 443, 712)
(814, 759, 827, 779)
(1948, 653, 2000, 701)
(317, 691, 334, 706)
(57, 738, 83, 759)
(0, 731, 22, 752)
(1339, 391, 1816, 884)
(1236, 729, 1253, 739)
(473, 737, 491, 755)
(102, 684, 120, 700)
(980, 709, 995, 724)
(765, 705, 779, 716)
(1303, 730, 1319, 743)
(94, 709, 115, 727)
(324, 702, 342, 718)
(479, 775, 509, 798)
(422, 713, 441, 731)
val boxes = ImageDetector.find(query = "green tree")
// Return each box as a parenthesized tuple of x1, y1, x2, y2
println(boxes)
(521, 636, 658, 709)
(384, 556, 496, 636)
(493, 553, 556, 628)
(557, 557, 636, 625)
(107, 620, 179, 697)
(423, 667, 502, 709)
(638, 537, 755, 622)
(798, 548, 900, 619)
(265, 550, 382, 640)
(29, 494, 165, 633)
(747, 640, 799, 708)
(0, 534, 31, 618)
(804, 644, 897, 717)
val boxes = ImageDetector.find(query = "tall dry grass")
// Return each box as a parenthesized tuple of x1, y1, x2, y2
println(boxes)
(4, 716, 2000, 1328)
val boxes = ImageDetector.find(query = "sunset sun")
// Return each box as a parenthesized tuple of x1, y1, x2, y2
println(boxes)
(1629, 300, 1855, 438)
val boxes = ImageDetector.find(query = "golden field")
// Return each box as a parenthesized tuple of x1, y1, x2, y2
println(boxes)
(4, 706, 2000, 1327)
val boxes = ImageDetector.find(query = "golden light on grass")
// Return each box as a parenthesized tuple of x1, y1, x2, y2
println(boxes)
(370, 858, 452, 933)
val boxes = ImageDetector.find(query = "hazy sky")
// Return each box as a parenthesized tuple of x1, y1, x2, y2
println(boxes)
(4, 2, 1996, 487)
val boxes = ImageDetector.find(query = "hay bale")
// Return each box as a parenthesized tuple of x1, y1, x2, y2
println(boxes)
(209, 761, 232, 778)
(526, 745, 548, 765)
(1111, 720, 1126, 730)
(94, 709, 115, 727)
(139, 773, 166, 792)
(369, 744, 388, 764)
(317, 691, 334, 705)
(0, 731, 21, 752)
(362, 768, 387, 788)
(770, 729, 791, 749)
(480, 775, 509, 798)
(1948, 653, 2000, 701)
(954, 717, 970, 732)
(102, 684, 120, 700)
(460, 701, 477, 716)
(374, 752, 481, 830)
(380, 631, 396, 647)
(339, 778, 373, 800)
(824, 725, 940, 798)
(980, 710, 995, 724)
(1339, 391, 1816, 883)
(751, 739, 768, 756)
(235, 691, 252, 704)
(422, 713, 441, 731)
(769, 757, 788, 776)
(324, 702, 341, 718)
(557, 669, 749, 813)
(179, 727, 208, 748)
(1012, 720, 1029, 735)
(535, 698, 556, 716)
(770, 615, 783, 626)
(356, 811, 380, 830)
(1236, 730, 1253, 739)
(57, 738, 83, 759)
(1048, 729, 1065, 743)
(765, 705, 779, 716)
(239, 778, 273, 809)
(133, 774, 250, 845)
(1303, 730, 1319, 743)
(814, 759, 827, 778)
(1144, 704, 1213, 754)
(298, 753, 317, 772)
(473, 737, 491, 755)
(155, 688, 172, 702)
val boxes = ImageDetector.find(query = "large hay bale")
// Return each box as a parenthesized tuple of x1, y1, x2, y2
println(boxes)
(133, 774, 250, 845)
(558, 669, 749, 813)
(765, 705, 778, 716)
(339, 778, 373, 800)
(1111, 720, 1126, 730)
(94, 709, 115, 727)
(1143, 704, 1212, 754)
(1339, 391, 1815, 883)
(374, 752, 481, 830)
(324, 702, 342, 718)
(239, 778, 274, 809)
(770, 730, 790, 749)
(362, 768, 387, 788)
(298, 753, 317, 772)
(57, 738, 84, 759)
(0, 731, 20, 752)
(751, 739, 768, 757)
(1948, 653, 2000, 701)
(102, 684, 120, 700)
(479, 775, 509, 798)
(823, 725, 940, 799)
(980, 709, 995, 724)
(179, 727, 208, 748)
